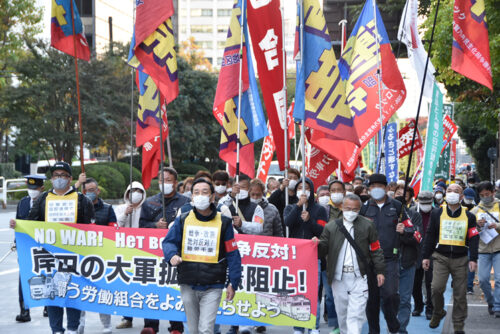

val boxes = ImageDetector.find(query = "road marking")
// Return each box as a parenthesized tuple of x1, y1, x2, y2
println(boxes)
(0, 228, 12, 232)
(0, 268, 18, 276)
(446, 303, 487, 307)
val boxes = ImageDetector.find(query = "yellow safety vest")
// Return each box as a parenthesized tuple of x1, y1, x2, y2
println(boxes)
(45, 191, 79, 223)
(439, 205, 468, 246)
(181, 211, 222, 264)
(475, 202, 500, 225)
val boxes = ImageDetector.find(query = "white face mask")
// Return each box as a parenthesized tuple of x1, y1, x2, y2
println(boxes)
(159, 182, 174, 195)
(346, 191, 354, 196)
(343, 211, 359, 222)
(236, 189, 249, 200)
(214, 185, 227, 194)
(446, 192, 460, 205)
(288, 179, 298, 190)
(435, 193, 443, 200)
(318, 195, 330, 207)
(463, 198, 473, 205)
(131, 191, 143, 204)
(193, 195, 211, 210)
(297, 190, 310, 199)
(27, 189, 41, 199)
(250, 197, 262, 204)
(330, 193, 344, 204)
(227, 187, 232, 194)
(371, 187, 386, 201)
(419, 204, 432, 213)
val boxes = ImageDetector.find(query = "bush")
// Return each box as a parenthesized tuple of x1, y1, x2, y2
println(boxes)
(0, 163, 22, 179)
(100, 162, 142, 184)
(72, 164, 125, 199)
(175, 162, 208, 176)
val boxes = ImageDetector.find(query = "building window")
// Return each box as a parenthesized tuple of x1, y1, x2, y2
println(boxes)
(191, 25, 213, 33)
(217, 40, 226, 49)
(180, 8, 187, 17)
(191, 8, 213, 17)
(217, 9, 231, 17)
(206, 57, 213, 65)
(75, 0, 92, 17)
(197, 40, 213, 49)
(217, 57, 223, 66)
(217, 25, 227, 34)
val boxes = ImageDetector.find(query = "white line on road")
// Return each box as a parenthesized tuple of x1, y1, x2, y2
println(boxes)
(0, 228, 12, 232)
(0, 268, 18, 276)
(446, 303, 487, 307)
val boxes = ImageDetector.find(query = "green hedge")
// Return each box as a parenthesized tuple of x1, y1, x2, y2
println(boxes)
(72, 164, 125, 199)
(175, 162, 208, 176)
(99, 162, 142, 184)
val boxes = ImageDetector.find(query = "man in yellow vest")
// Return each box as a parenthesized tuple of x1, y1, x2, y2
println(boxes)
(10, 161, 94, 334)
(422, 183, 479, 334)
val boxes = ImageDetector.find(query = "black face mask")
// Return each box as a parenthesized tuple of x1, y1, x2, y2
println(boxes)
(395, 196, 406, 204)
(360, 195, 370, 203)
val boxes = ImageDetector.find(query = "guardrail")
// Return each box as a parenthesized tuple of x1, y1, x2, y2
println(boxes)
(0, 177, 28, 206)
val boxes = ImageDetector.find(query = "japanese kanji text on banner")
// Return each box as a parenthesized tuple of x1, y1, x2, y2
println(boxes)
(15, 220, 318, 328)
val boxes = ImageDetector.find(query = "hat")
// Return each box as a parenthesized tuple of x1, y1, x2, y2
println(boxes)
(368, 173, 387, 186)
(464, 187, 476, 200)
(436, 181, 447, 189)
(417, 191, 434, 204)
(24, 174, 46, 189)
(50, 161, 72, 176)
(433, 186, 445, 194)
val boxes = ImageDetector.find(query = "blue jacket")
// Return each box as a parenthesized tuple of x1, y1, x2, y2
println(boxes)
(162, 204, 241, 290)
(140, 192, 190, 228)
(16, 196, 32, 219)
(284, 178, 327, 239)
(93, 198, 117, 226)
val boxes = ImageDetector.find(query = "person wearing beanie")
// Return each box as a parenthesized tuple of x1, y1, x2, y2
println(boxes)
(433, 186, 445, 207)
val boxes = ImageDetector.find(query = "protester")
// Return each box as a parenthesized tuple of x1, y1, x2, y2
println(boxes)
(411, 191, 436, 320)
(249, 179, 283, 237)
(266, 177, 279, 197)
(140, 167, 189, 334)
(284, 177, 326, 334)
(194, 170, 213, 182)
(113, 181, 147, 329)
(268, 168, 300, 220)
(212, 170, 229, 205)
(422, 184, 479, 333)
(344, 183, 354, 195)
(352, 177, 364, 187)
(470, 181, 500, 317)
(354, 185, 369, 203)
(81, 177, 117, 334)
(360, 173, 403, 334)
(315, 194, 385, 334)
(433, 186, 445, 207)
(163, 178, 242, 334)
(462, 187, 477, 211)
(495, 179, 500, 200)
(386, 182, 397, 198)
(13, 174, 46, 323)
(328, 181, 345, 222)
(10, 162, 94, 334)
(183, 177, 194, 199)
(394, 185, 415, 208)
(317, 185, 331, 211)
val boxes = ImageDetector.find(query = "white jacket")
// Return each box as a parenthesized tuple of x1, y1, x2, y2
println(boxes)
(115, 181, 146, 228)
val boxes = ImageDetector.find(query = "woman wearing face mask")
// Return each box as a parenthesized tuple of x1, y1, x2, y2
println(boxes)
(433, 186, 445, 207)
(115, 182, 147, 228)
(268, 168, 301, 222)
(248, 179, 283, 237)
(461, 187, 477, 211)
(328, 180, 346, 222)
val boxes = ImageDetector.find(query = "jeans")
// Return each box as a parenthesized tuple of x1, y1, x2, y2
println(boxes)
(322, 270, 339, 328)
(47, 306, 81, 333)
(397, 265, 416, 334)
(294, 260, 321, 332)
(366, 258, 400, 334)
(478, 252, 500, 311)
(180, 285, 223, 334)
(467, 249, 475, 290)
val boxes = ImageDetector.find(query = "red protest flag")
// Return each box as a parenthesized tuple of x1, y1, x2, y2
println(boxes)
(452, 0, 492, 90)
(135, 0, 174, 47)
(51, 0, 90, 61)
(141, 135, 164, 190)
(398, 120, 422, 158)
(247, 0, 289, 171)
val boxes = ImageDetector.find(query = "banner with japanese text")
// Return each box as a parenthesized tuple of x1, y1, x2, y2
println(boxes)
(434, 143, 450, 180)
(384, 123, 398, 183)
(450, 140, 457, 177)
(15, 220, 318, 328)
(398, 120, 422, 158)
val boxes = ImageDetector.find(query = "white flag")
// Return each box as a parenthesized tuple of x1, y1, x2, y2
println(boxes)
(398, 0, 436, 100)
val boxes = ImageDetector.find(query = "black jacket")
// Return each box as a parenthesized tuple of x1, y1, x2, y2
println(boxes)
(283, 178, 326, 239)
(400, 208, 423, 268)
(140, 192, 190, 227)
(27, 188, 94, 224)
(93, 198, 117, 226)
(268, 187, 298, 219)
(360, 197, 403, 259)
(422, 205, 479, 261)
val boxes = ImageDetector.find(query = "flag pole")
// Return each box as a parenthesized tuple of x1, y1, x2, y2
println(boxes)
(166, 130, 173, 168)
(299, 0, 306, 211)
(128, 2, 136, 227)
(402, 0, 441, 209)
(160, 99, 166, 221)
(338, 18, 347, 182)
(372, 0, 385, 174)
(69, 0, 85, 173)
(235, 0, 247, 210)
(281, 0, 290, 238)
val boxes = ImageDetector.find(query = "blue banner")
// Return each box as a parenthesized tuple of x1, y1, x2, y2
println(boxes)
(384, 122, 398, 182)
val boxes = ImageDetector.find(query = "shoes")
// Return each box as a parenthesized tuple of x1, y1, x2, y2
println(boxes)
(255, 326, 266, 333)
(141, 329, 156, 334)
(43, 307, 48, 317)
(67, 331, 78, 334)
(329, 329, 340, 334)
(323, 312, 328, 323)
(412, 309, 422, 317)
(454, 331, 465, 334)
(227, 326, 239, 334)
(429, 310, 447, 329)
(103, 326, 112, 334)
(488, 304, 494, 315)
(310, 330, 320, 334)
(425, 309, 433, 320)
(467, 287, 473, 294)
(170, 330, 182, 334)
(293, 331, 303, 334)
(77, 324, 85, 334)
(15, 309, 31, 322)
(116, 320, 133, 329)
(495, 311, 500, 318)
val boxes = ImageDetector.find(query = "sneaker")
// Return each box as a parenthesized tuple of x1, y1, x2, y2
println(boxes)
(310, 330, 320, 334)
(495, 311, 500, 318)
(454, 331, 465, 334)
(412, 309, 422, 317)
(116, 320, 133, 329)
(329, 329, 340, 334)
(425, 308, 433, 320)
(429, 310, 447, 329)
(255, 326, 266, 333)
(77, 324, 85, 334)
(293, 331, 303, 334)
(488, 304, 494, 315)
(103, 327, 112, 334)
(43, 307, 48, 317)
(467, 287, 473, 294)
(67, 331, 78, 334)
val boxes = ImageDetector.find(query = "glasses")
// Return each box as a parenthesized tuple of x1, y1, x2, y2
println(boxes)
(343, 207, 360, 212)
(52, 173, 70, 179)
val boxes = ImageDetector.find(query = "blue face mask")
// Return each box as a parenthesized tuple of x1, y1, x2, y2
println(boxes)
(371, 187, 386, 201)
(86, 192, 97, 202)
(52, 178, 69, 190)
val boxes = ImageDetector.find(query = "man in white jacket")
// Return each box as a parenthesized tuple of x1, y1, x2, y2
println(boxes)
(114, 181, 146, 329)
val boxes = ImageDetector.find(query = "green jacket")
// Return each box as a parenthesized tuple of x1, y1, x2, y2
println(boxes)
(318, 215, 385, 285)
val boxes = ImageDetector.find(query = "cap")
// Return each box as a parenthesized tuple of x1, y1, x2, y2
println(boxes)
(464, 187, 476, 200)
(24, 174, 46, 189)
(368, 173, 387, 186)
(433, 186, 445, 194)
(436, 181, 447, 189)
(50, 161, 72, 176)
(417, 191, 434, 204)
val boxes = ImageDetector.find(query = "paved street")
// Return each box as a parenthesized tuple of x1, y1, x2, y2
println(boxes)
(0, 209, 498, 334)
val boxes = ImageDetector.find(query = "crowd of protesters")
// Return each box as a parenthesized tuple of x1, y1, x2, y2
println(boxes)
(9, 162, 500, 334)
